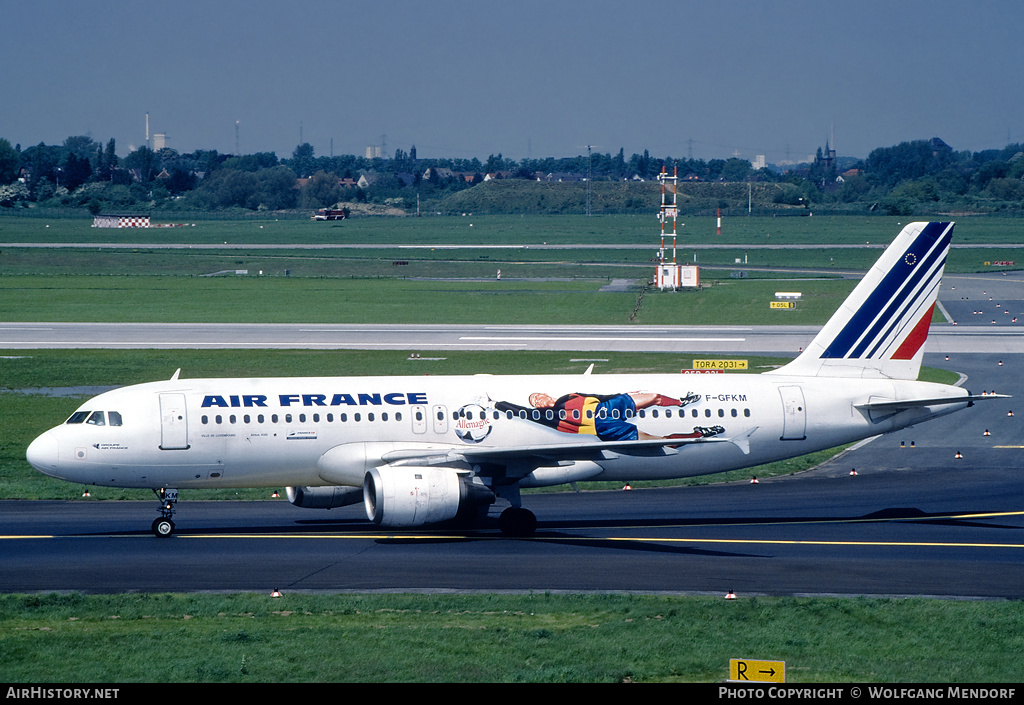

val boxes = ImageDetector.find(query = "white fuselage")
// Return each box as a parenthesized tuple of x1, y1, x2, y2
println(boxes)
(27, 372, 970, 491)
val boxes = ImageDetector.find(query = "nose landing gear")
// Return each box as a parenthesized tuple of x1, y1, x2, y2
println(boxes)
(152, 488, 178, 537)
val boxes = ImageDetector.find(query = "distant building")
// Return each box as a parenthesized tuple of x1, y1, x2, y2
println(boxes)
(544, 172, 584, 182)
(423, 167, 454, 181)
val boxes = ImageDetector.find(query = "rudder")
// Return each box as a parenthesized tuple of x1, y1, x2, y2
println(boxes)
(767, 221, 953, 380)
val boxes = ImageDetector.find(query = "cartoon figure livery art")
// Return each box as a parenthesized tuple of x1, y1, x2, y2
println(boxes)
(491, 390, 719, 442)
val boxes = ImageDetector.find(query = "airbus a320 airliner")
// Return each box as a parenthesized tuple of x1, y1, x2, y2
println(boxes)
(26, 222, 1004, 537)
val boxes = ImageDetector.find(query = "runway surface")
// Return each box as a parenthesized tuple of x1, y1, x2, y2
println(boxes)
(1, 272, 1021, 597)
(0, 321, 1021, 354)
(2, 272, 1023, 353)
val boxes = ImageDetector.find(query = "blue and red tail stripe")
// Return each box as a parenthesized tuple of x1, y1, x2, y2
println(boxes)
(820, 222, 952, 360)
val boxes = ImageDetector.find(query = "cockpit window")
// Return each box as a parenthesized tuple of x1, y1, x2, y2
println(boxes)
(66, 411, 90, 424)
(67, 410, 122, 426)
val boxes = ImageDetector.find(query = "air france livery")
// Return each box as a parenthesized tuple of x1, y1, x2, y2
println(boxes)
(26, 222, 1003, 536)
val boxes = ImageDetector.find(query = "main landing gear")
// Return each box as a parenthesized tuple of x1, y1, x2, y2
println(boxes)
(493, 484, 537, 537)
(152, 488, 178, 538)
(498, 506, 537, 537)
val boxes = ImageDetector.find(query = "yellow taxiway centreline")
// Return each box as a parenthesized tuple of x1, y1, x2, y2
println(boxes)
(167, 534, 1024, 549)
(3, 511, 1023, 544)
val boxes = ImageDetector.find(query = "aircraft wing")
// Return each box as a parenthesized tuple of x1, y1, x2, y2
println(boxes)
(380, 429, 758, 468)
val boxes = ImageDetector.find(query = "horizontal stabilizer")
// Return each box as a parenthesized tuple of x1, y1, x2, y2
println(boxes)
(855, 393, 1009, 412)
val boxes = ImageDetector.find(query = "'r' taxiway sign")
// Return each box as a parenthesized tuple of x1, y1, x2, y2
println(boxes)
(730, 659, 785, 683)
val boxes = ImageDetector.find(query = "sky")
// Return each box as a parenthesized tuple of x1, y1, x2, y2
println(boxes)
(4, 0, 1024, 164)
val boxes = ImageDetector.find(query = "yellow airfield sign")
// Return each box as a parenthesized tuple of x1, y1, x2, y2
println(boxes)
(693, 359, 748, 370)
(729, 658, 785, 683)
(770, 301, 795, 309)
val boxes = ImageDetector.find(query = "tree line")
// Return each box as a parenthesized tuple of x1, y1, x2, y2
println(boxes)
(1, 134, 1022, 215)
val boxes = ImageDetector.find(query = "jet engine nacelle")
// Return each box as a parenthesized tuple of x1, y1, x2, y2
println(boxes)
(363, 466, 495, 528)
(286, 485, 364, 509)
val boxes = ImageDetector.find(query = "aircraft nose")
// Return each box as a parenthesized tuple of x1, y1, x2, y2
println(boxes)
(26, 431, 60, 475)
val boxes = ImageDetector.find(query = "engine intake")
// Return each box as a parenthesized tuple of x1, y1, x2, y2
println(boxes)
(363, 467, 494, 527)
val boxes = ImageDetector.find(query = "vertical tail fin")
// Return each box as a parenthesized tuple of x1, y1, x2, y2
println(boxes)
(768, 221, 954, 380)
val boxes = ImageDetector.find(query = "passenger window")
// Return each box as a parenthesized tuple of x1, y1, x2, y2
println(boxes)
(66, 411, 90, 424)
(86, 411, 106, 426)
(108, 411, 123, 426)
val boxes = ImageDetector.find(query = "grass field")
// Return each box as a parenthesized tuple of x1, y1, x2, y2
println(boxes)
(2, 592, 1022, 683)
(0, 274, 861, 325)
(0, 214, 1020, 327)
(2, 211, 1023, 246)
